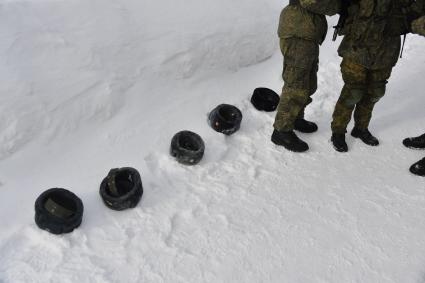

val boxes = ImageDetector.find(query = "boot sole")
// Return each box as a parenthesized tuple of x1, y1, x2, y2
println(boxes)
(271, 136, 309, 152)
(294, 126, 318, 134)
(403, 140, 425, 150)
(331, 143, 348, 152)
(404, 145, 425, 150)
(351, 132, 379, 146)
(333, 146, 348, 152)
(410, 166, 425, 177)
(330, 138, 348, 153)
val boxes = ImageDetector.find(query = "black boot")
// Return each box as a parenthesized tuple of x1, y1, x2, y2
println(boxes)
(271, 130, 309, 152)
(331, 133, 348, 152)
(410, 157, 425, 177)
(294, 118, 318, 133)
(403, 133, 425, 149)
(351, 128, 379, 146)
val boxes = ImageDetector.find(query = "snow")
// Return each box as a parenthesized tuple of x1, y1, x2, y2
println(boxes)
(0, 0, 424, 282)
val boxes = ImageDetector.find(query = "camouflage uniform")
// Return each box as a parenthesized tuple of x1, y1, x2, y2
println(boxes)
(273, 0, 340, 131)
(331, 0, 424, 134)
(412, 15, 425, 35)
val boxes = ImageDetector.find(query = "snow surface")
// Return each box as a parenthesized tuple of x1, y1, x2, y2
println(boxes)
(0, 0, 425, 282)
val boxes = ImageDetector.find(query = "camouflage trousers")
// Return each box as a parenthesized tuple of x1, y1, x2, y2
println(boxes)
(331, 59, 393, 134)
(273, 37, 319, 131)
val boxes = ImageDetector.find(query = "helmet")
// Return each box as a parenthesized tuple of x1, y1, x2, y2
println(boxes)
(34, 188, 84, 234)
(170, 131, 205, 165)
(251, 87, 280, 112)
(99, 167, 143, 211)
(208, 104, 242, 135)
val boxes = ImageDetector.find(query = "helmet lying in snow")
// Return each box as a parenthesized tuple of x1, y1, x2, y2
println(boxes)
(208, 104, 242, 135)
(35, 188, 84, 234)
(99, 167, 143, 211)
(251, 87, 280, 112)
(170, 131, 205, 165)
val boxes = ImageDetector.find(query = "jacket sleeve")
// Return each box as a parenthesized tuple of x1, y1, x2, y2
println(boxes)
(412, 16, 425, 36)
(299, 0, 341, 16)
(389, 0, 424, 36)
(406, 0, 425, 35)
(405, 0, 424, 21)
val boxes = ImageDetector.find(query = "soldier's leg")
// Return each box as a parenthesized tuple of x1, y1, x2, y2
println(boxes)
(293, 61, 319, 133)
(297, 60, 318, 120)
(274, 65, 311, 131)
(274, 38, 319, 131)
(331, 59, 368, 134)
(353, 67, 392, 130)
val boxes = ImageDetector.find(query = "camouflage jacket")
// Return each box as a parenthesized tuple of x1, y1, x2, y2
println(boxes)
(278, 0, 341, 45)
(410, 0, 425, 36)
(412, 15, 425, 35)
(338, 0, 421, 69)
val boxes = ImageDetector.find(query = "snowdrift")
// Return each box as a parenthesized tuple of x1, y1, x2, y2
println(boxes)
(0, 0, 281, 160)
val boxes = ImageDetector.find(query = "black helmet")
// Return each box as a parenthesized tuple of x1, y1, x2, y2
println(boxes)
(170, 131, 205, 165)
(251, 87, 280, 112)
(34, 188, 84, 234)
(99, 167, 143, 211)
(208, 104, 242, 135)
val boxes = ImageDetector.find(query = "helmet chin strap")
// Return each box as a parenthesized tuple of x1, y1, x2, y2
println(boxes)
(107, 168, 120, 196)
(44, 197, 75, 218)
